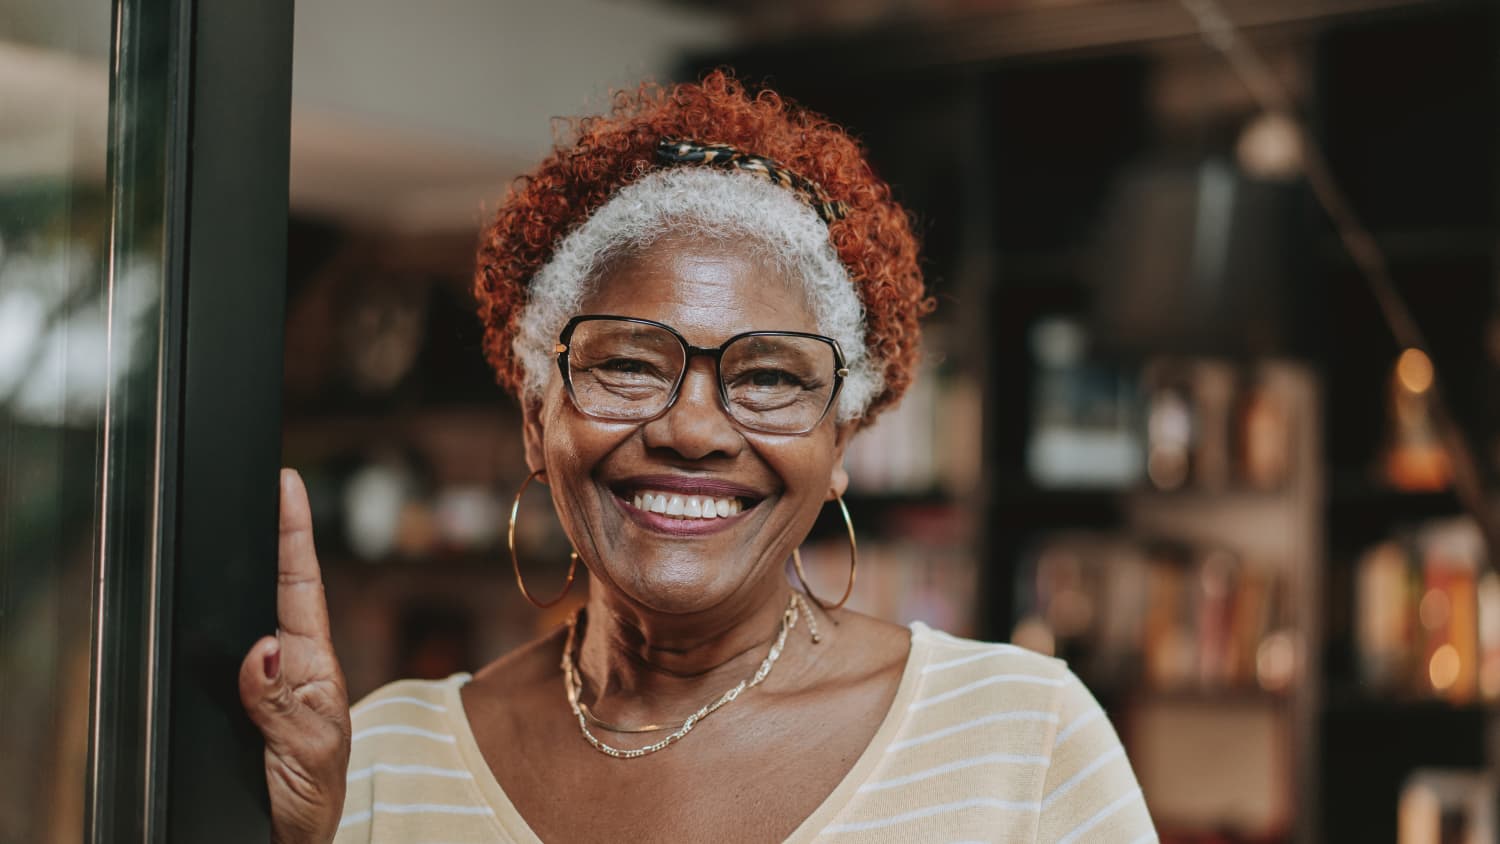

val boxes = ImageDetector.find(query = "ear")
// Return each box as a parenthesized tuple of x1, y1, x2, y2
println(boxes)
(827, 420, 858, 500)
(520, 396, 547, 476)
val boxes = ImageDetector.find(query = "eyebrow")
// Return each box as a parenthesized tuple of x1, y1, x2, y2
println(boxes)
(580, 324, 678, 346)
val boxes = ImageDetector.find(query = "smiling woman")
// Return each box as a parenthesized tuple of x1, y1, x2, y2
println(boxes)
(238, 71, 1157, 843)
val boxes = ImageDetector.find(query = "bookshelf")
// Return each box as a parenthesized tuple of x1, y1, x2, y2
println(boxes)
(1313, 10, 1500, 842)
(687, 3, 1499, 841)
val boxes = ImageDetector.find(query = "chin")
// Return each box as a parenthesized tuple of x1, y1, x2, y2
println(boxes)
(605, 553, 749, 616)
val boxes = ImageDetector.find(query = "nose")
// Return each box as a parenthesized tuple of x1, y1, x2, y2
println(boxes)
(641, 359, 743, 460)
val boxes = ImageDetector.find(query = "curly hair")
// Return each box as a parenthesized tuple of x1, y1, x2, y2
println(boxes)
(474, 70, 932, 425)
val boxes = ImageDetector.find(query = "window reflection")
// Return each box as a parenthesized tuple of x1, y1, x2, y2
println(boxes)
(0, 1, 111, 840)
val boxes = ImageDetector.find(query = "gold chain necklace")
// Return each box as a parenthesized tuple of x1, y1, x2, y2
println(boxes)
(560, 592, 819, 759)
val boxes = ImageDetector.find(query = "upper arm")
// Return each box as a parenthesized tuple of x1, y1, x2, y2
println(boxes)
(1036, 671, 1156, 844)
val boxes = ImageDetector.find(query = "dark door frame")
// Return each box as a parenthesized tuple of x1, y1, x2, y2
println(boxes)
(89, 0, 293, 839)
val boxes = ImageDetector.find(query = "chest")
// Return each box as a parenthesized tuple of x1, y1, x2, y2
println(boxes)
(481, 688, 892, 844)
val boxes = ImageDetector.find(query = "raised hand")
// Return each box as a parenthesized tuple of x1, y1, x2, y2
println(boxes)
(239, 469, 351, 844)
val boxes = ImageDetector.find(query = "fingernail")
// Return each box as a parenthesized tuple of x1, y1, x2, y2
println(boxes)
(264, 644, 280, 680)
(281, 468, 297, 494)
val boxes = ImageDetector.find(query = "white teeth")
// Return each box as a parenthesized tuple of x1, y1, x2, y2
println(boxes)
(629, 490, 746, 520)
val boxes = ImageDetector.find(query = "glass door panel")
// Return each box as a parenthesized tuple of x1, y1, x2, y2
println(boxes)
(0, 1, 114, 840)
(3, 0, 293, 839)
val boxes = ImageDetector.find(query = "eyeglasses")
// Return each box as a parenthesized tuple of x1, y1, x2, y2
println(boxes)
(554, 315, 849, 435)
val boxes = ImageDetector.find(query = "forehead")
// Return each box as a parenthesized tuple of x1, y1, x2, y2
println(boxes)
(578, 235, 819, 345)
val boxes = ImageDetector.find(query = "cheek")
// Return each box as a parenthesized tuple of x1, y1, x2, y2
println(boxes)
(755, 433, 839, 503)
(539, 390, 620, 469)
(537, 402, 632, 526)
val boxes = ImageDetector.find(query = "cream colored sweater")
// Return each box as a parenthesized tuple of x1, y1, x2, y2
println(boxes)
(335, 622, 1156, 843)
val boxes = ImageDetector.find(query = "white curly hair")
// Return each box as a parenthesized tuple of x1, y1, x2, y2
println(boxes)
(512, 167, 882, 423)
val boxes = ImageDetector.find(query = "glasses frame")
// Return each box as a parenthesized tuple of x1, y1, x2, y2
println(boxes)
(554, 314, 850, 436)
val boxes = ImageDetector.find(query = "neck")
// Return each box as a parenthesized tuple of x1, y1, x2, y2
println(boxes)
(573, 580, 811, 726)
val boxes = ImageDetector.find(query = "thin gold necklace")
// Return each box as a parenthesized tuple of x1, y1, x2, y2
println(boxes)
(569, 593, 822, 734)
(560, 592, 820, 758)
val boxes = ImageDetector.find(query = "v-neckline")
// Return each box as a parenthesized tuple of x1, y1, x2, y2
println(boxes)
(444, 622, 932, 843)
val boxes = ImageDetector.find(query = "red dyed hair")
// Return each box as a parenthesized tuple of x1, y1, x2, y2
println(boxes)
(474, 70, 932, 424)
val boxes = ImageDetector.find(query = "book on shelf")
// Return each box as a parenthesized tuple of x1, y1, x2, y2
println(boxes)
(1356, 516, 1500, 703)
(1014, 531, 1295, 698)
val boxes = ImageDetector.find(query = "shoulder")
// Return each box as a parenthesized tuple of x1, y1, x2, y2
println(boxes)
(910, 622, 1078, 706)
(911, 627, 1154, 838)
(350, 675, 463, 728)
(906, 624, 1115, 741)
(338, 676, 500, 843)
(909, 625, 1128, 752)
(346, 674, 470, 765)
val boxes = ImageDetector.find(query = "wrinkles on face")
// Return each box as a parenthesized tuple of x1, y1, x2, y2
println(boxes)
(530, 235, 846, 648)
(612, 245, 815, 342)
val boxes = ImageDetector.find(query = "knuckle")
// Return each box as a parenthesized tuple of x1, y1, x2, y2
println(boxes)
(277, 572, 323, 589)
(264, 681, 298, 716)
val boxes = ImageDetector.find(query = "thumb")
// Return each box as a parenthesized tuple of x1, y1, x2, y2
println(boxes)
(239, 634, 298, 736)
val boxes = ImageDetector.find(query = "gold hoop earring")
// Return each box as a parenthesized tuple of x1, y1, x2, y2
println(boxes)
(508, 469, 579, 609)
(792, 493, 857, 611)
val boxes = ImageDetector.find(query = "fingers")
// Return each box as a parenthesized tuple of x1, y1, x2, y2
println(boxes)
(239, 633, 350, 770)
(278, 468, 332, 642)
(239, 635, 295, 733)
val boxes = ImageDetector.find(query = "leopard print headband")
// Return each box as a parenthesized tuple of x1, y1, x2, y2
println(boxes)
(655, 138, 850, 225)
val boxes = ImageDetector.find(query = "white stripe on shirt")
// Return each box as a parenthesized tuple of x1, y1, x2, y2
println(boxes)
(371, 802, 494, 816)
(859, 753, 1049, 792)
(351, 725, 456, 744)
(1053, 708, 1103, 748)
(1056, 787, 1145, 844)
(887, 711, 1058, 753)
(351, 695, 448, 716)
(340, 802, 497, 827)
(1042, 746, 1126, 810)
(922, 648, 1024, 674)
(910, 673, 1068, 711)
(823, 797, 1041, 834)
(347, 763, 473, 783)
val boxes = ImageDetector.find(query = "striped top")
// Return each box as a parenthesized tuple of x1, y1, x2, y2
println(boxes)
(336, 622, 1156, 843)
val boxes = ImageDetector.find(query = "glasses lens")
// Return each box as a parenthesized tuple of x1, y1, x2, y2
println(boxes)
(721, 334, 839, 434)
(566, 320, 685, 420)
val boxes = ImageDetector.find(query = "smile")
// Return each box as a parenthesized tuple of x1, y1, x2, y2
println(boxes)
(630, 491, 743, 520)
(609, 475, 766, 535)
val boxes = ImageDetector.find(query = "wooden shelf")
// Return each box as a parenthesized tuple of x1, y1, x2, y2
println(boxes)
(1322, 689, 1497, 718)
(1325, 479, 1466, 551)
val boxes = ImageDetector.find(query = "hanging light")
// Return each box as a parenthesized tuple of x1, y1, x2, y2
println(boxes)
(1236, 111, 1302, 181)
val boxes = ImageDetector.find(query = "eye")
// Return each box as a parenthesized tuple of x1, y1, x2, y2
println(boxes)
(746, 369, 804, 388)
(599, 358, 654, 375)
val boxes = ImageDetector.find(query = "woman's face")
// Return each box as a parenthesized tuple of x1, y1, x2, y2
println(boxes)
(522, 235, 853, 617)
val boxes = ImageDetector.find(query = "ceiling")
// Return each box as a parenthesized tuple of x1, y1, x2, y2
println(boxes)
(289, 0, 731, 231)
(1, 0, 1442, 231)
(0, 0, 731, 231)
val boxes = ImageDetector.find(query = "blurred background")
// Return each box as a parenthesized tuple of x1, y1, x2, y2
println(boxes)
(5, 0, 1500, 842)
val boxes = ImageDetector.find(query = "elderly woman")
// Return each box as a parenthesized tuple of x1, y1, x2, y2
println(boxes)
(239, 72, 1154, 843)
